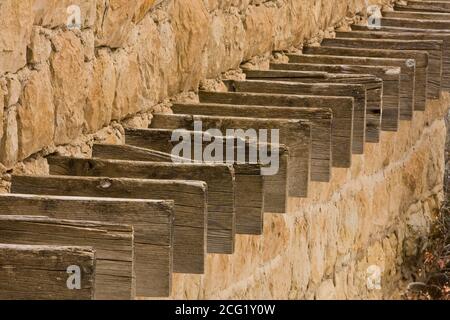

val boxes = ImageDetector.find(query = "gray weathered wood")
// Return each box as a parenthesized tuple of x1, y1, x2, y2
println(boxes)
(0, 215, 134, 300)
(46, 156, 236, 255)
(385, 9, 450, 19)
(321, 38, 442, 99)
(348, 26, 450, 90)
(395, 1, 450, 13)
(150, 113, 311, 192)
(94, 145, 289, 216)
(0, 244, 95, 300)
(173, 101, 334, 180)
(244, 69, 382, 142)
(93, 143, 266, 234)
(225, 80, 363, 154)
(195, 92, 341, 170)
(286, 53, 414, 119)
(270, 62, 401, 126)
(0, 193, 174, 298)
(378, 16, 450, 31)
(11, 174, 207, 275)
(123, 129, 270, 232)
(299, 48, 426, 113)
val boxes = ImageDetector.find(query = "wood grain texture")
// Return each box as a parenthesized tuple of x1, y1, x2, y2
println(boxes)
(178, 94, 334, 182)
(46, 156, 236, 255)
(93, 143, 265, 234)
(384, 9, 450, 19)
(286, 54, 410, 123)
(0, 193, 174, 298)
(395, 1, 450, 13)
(0, 244, 95, 300)
(244, 69, 382, 142)
(11, 174, 207, 275)
(150, 113, 311, 194)
(380, 17, 450, 31)
(193, 91, 338, 171)
(300, 47, 425, 114)
(227, 80, 363, 154)
(123, 129, 268, 233)
(348, 26, 450, 91)
(322, 38, 443, 99)
(271, 62, 401, 128)
(0, 215, 134, 300)
(92, 143, 288, 215)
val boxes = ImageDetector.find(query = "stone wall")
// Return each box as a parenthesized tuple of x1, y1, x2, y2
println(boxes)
(168, 95, 449, 300)
(2, 0, 449, 300)
(445, 109, 450, 194)
(0, 0, 394, 172)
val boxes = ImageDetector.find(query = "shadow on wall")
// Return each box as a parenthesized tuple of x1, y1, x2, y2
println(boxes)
(446, 110, 450, 194)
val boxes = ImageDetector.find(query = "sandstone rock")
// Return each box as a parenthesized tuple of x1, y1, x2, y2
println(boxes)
(112, 50, 143, 120)
(206, 13, 245, 78)
(85, 49, 116, 133)
(5, 77, 22, 107)
(243, 5, 274, 60)
(28, 27, 52, 65)
(133, 0, 157, 23)
(0, 106, 18, 169)
(50, 31, 87, 145)
(0, 0, 34, 74)
(0, 78, 5, 141)
(315, 279, 337, 300)
(95, 0, 138, 48)
(134, 16, 166, 104)
(80, 30, 95, 62)
(17, 66, 55, 160)
(32, 0, 96, 29)
(170, 0, 209, 93)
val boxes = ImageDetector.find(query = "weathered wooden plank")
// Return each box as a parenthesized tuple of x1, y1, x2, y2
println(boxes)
(384, 9, 450, 19)
(347, 26, 450, 90)
(150, 113, 311, 191)
(226, 80, 363, 154)
(0, 215, 134, 300)
(286, 54, 411, 119)
(270, 62, 401, 127)
(93, 143, 266, 234)
(337, 29, 450, 90)
(199, 91, 344, 168)
(300, 47, 426, 113)
(244, 69, 382, 142)
(0, 193, 174, 298)
(379, 16, 450, 30)
(0, 244, 95, 300)
(321, 38, 443, 99)
(122, 129, 270, 232)
(11, 174, 207, 275)
(395, 1, 450, 13)
(172, 101, 334, 182)
(94, 145, 289, 218)
(46, 156, 236, 255)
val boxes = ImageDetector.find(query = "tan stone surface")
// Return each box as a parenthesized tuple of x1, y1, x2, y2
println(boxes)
(169, 96, 449, 299)
(0, 78, 5, 142)
(0, 0, 394, 160)
(50, 31, 87, 145)
(0, 0, 34, 74)
(0, 106, 18, 169)
(17, 66, 55, 160)
(2, 0, 447, 301)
